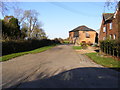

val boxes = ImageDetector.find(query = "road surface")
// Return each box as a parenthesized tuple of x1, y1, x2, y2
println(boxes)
(2, 45, 120, 88)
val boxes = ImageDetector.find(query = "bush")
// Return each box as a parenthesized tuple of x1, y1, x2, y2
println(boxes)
(2, 17, 21, 40)
(2, 39, 60, 56)
(100, 39, 120, 58)
(92, 43, 98, 47)
(53, 38, 63, 43)
(80, 43, 87, 49)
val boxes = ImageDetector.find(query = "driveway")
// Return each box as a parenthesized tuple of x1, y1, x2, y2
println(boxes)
(1, 45, 120, 88)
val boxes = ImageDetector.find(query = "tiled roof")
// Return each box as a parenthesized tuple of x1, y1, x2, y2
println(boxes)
(69, 25, 96, 32)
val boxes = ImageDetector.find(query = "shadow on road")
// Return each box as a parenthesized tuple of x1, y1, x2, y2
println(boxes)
(9, 67, 120, 88)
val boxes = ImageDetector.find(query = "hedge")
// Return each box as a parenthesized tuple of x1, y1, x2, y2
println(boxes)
(100, 40, 120, 58)
(2, 39, 60, 56)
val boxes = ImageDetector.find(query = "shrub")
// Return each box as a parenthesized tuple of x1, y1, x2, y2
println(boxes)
(92, 43, 98, 47)
(2, 17, 21, 40)
(2, 39, 60, 56)
(80, 43, 87, 49)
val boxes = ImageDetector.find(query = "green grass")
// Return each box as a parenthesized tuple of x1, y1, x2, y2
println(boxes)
(86, 53, 120, 68)
(0, 45, 55, 62)
(73, 46, 82, 50)
(63, 41, 69, 44)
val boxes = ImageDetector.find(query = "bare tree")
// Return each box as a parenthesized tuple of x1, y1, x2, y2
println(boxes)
(0, 0, 17, 16)
(13, 8, 45, 39)
(31, 27, 46, 39)
(0, 1, 9, 16)
(23, 10, 40, 38)
(14, 7, 25, 25)
(105, 0, 119, 10)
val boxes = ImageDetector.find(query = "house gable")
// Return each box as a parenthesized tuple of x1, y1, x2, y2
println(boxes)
(99, 1, 120, 41)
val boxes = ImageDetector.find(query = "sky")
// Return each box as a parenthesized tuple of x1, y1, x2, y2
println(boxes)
(1, 1, 117, 39)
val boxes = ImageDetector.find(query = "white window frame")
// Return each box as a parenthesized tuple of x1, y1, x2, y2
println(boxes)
(109, 34, 112, 39)
(113, 34, 116, 39)
(103, 37, 106, 40)
(86, 32, 90, 38)
(103, 27, 106, 32)
(110, 23, 112, 30)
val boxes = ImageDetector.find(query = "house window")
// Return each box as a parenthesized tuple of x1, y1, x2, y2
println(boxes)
(113, 34, 116, 39)
(110, 23, 112, 30)
(74, 31, 79, 37)
(86, 32, 90, 38)
(103, 37, 106, 40)
(109, 34, 112, 39)
(103, 27, 106, 32)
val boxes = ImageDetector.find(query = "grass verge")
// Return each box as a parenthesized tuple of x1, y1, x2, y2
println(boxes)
(0, 45, 55, 62)
(63, 41, 69, 44)
(86, 53, 120, 71)
(72, 46, 82, 50)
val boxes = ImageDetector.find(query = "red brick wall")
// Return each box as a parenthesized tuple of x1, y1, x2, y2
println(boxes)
(117, 9, 120, 38)
(69, 31, 97, 44)
(99, 10, 120, 41)
(69, 32, 74, 43)
(78, 31, 96, 44)
(99, 20, 106, 41)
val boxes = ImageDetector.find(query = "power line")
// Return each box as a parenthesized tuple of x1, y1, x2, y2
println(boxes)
(49, 2, 101, 17)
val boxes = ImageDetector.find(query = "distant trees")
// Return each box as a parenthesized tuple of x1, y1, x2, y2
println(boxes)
(2, 15, 47, 40)
(30, 25, 47, 39)
(0, 1, 47, 40)
(14, 8, 47, 40)
(2, 16, 21, 40)
(22, 10, 39, 38)
(1, 7, 47, 40)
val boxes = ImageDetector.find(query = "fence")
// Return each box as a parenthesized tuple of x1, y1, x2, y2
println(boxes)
(100, 40, 120, 58)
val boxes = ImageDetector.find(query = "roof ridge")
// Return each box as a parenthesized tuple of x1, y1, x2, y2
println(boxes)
(69, 25, 95, 32)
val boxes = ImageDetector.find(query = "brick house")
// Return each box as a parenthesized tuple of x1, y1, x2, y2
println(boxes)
(99, 1, 120, 41)
(69, 25, 98, 45)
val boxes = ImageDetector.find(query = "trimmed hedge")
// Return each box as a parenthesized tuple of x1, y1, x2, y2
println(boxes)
(100, 40, 120, 58)
(2, 39, 60, 56)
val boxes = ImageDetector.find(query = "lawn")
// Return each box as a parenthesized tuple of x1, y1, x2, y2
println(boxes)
(0, 45, 55, 62)
(86, 53, 120, 68)
(72, 46, 82, 50)
(63, 41, 69, 44)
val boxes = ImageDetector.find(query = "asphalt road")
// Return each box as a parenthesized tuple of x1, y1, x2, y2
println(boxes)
(1, 45, 120, 88)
